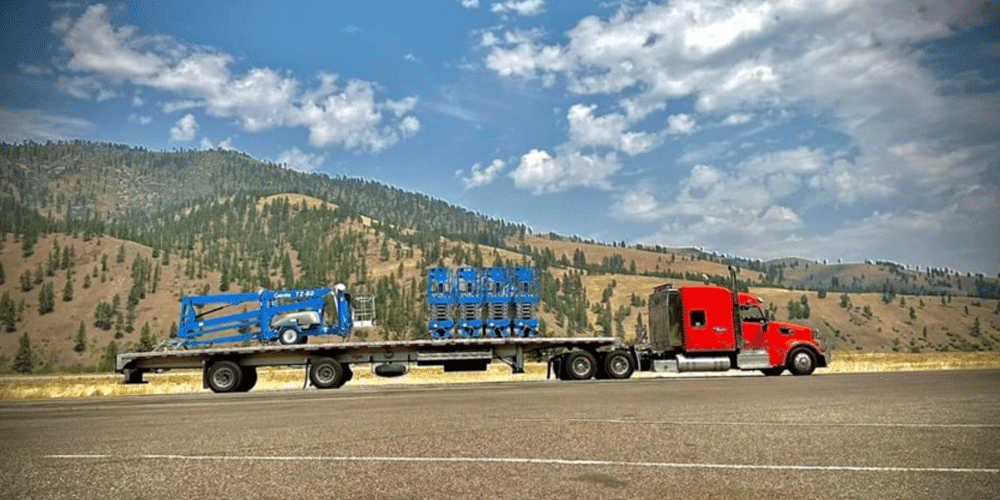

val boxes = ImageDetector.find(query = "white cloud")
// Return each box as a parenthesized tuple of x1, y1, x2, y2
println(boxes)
(277, 147, 325, 173)
(53, 4, 419, 153)
(566, 103, 660, 155)
(666, 113, 696, 135)
(723, 113, 752, 125)
(127, 112, 152, 125)
(131, 91, 144, 107)
(0, 108, 92, 142)
(56, 75, 116, 101)
(510, 147, 620, 194)
(491, 0, 544, 16)
(18, 63, 50, 75)
(169, 113, 197, 142)
(199, 137, 214, 150)
(460, 159, 506, 189)
(485, 0, 1000, 272)
(461, 0, 479, 8)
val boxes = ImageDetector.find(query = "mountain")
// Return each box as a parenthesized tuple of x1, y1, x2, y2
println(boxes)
(0, 141, 997, 372)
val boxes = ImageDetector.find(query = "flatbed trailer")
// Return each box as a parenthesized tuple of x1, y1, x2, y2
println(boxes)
(117, 336, 628, 393)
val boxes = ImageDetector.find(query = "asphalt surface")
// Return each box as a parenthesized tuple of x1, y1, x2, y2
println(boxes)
(1, 370, 998, 499)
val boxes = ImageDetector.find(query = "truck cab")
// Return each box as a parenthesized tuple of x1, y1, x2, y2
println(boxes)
(647, 271, 828, 376)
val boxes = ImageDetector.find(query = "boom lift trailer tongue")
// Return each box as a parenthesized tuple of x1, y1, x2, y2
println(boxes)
(117, 267, 829, 393)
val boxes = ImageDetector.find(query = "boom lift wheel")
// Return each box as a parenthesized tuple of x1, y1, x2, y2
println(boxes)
(206, 360, 244, 393)
(788, 348, 817, 376)
(279, 327, 303, 345)
(309, 357, 345, 389)
(602, 350, 635, 379)
(564, 350, 597, 380)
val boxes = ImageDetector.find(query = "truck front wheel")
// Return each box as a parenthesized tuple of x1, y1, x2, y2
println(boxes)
(207, 360, 243, 393)
(310, 357, 345, 389)
(788, 348, 817, 376)
(565, 351, 597, 380)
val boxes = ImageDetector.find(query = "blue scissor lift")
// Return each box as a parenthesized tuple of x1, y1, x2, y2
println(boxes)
(454, 266, 483, 338)
(426, 267, 455, 339)
(510, 267, 539, 337)
(482, 267, 512, 337)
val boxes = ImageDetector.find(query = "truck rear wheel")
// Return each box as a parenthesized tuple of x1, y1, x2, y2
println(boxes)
(788, 348, 816, 376)
(207, 360, 243, 393)
(565, 350, 597, 380)
(602, 350, 634, 379)
(310, 357, 345, 389)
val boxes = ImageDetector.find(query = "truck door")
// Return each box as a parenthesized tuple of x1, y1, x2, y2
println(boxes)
(739, 305, 766, 349)
(680, 287, 736, 352)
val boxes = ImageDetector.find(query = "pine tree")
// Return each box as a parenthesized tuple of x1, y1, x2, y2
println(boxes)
(62, 274, 74, 302)
(13, 332, 34, 373)
(73, 321, 87, 353)
(20, 270, 33, 292)
(38, 283, 55, 315)
(99, 340, 118, 372)
(0, 292, 15, 332)
(0, 261, 4, 285)
(138, 322, 156, 352)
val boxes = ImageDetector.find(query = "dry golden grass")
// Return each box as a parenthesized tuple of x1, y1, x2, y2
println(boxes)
(1, 352, 997, 400)
(825, 351, 1000, 373)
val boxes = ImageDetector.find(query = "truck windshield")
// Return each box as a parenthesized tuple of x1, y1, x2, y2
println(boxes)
(739, 306, 765, 322)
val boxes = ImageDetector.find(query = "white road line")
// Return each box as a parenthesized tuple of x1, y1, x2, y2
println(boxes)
(514, 418, 1000, 429)
(45, 454, 999, 474)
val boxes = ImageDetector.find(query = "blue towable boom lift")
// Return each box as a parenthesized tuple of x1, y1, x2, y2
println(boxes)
(177, 284, 353, 347)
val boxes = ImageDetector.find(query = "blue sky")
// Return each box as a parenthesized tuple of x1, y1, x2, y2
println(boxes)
(2, 0, 998, 275)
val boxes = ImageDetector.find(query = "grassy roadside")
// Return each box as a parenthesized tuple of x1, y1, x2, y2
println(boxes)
(1, 351, 997, 400)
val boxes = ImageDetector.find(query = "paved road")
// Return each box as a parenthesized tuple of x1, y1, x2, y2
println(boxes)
(1, 370, 998, 499)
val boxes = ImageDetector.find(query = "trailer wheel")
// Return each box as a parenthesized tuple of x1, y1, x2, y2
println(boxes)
(279, 327, 302, 345)
(760, 367, 784, 377)
(565, 350, 597, 380)
(603, 350, 635, 379)
(788, 348, 816, 376)
(236, 366, 258, 392)
(206, 360, 243, 393)
(309, 357, 344, 389)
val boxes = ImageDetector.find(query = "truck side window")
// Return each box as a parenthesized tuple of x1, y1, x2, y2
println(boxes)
(690, 310, 706, 328)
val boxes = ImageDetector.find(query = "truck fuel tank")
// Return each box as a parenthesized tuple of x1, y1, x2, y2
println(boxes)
(676, 354, 731, 372)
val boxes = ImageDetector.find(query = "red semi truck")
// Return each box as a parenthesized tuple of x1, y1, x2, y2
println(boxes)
(549, 266, 829, 380)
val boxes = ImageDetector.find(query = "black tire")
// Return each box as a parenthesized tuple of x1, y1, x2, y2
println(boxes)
(565, 350, 597, 380)
(787, 348, 816, 376)
(603, 350, 635, 379)
(279, 327, 302, 345)
(207, 360, 243, 393)
(309, 357, 344, 389)
(761, 367, 784, 377)
(235, 366, 258, 392)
